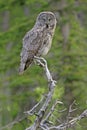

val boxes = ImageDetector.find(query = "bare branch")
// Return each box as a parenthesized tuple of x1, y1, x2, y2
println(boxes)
(66, 100, 77, 124)
(24, 96, 44, 115)
(46, 109, 87, 130)
(34, 56, 56, 90)
(25, 57, 56, 130)
(25, 57, 87, 130)
(41, 100, 63, 124)
(1, 58, 87, 130)
(26, 89, 54, 130)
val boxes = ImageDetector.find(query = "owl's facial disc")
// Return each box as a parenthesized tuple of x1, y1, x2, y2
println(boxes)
(37, 12, 56, 29)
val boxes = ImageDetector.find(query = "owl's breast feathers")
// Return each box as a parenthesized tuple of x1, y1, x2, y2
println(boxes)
(19, 26, 53, 74)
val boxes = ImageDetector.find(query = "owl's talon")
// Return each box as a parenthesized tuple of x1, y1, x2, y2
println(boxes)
(34, 56, 46, 67)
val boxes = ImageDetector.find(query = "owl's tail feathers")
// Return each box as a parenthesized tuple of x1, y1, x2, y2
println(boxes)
(19, 63, 25, 75)
(19, 60, 32, 75)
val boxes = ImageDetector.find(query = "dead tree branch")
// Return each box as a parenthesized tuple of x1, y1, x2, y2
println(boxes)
(46, 109, 87, 130)
(25, 57, 87, 130)
(1, 58, 87, 130)
(25, 56, 56, 130)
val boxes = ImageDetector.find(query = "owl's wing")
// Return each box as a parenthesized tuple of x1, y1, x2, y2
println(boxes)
(19, 28, 43, 74)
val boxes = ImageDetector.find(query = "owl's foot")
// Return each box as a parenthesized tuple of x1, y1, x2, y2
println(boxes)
(34, 56, 47, 67)
(34, 56, 57, 90)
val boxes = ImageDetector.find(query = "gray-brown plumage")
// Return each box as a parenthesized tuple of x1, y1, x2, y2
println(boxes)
(19, 11, 57, 74)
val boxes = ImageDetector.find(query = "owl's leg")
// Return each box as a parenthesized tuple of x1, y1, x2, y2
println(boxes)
(34, 56, 46, 67)
(33, 57, 41, 66)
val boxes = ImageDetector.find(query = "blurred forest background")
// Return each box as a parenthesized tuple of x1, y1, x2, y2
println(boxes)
(0, 0, 87, 130)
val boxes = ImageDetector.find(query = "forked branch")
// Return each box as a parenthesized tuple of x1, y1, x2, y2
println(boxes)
(1, 57, 87, 130)
(25, 56, 56, 130)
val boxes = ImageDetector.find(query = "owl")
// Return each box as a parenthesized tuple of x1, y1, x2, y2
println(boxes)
(19, 11, 57, 74)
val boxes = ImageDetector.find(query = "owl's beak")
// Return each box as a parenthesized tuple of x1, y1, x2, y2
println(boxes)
(46, 23, 49, 28)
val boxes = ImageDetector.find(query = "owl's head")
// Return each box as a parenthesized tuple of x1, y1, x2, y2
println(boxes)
(36, 11, 57, 29)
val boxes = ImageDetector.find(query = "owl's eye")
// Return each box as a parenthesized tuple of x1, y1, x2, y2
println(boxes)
(48, 18, 51, 21)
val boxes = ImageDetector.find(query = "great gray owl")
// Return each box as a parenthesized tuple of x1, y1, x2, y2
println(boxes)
(19, 11, 57, 74)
